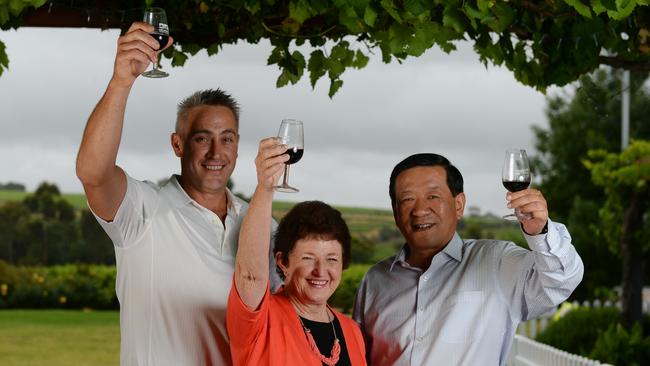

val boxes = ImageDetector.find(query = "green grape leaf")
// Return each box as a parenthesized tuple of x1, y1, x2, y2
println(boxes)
(352, 49, 369, 68)
(289, 1, 312, 24)
(363, 5, 378, 27)
(328, 79, 344, 98)
(380, 0, 403, 23)
(443, 5, 466, 34)
(308, 49, 327, 88)
(171, 50, 188, 67)
(339, 5, 364, 33)
(563, 0, 593, 18)
(207, 43, 221, 56)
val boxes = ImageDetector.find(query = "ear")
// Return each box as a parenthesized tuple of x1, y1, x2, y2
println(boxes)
(275, 252, 288, 277)
(171, 133, 183, 157)
(454, 192, 466, 220)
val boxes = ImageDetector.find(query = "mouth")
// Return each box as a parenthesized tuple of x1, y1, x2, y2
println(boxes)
(411, 223, 434, 231)
(306, 279, 329, 288)
(203, 163, 226, 171)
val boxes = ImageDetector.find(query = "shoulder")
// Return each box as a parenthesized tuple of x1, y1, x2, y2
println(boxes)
(366, 256, 395, 276)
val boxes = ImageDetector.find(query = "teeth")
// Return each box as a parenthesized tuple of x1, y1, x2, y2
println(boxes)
(205, 165, 224, 171)
(308, 280, 327, 286)
(413, 224, 433, 230)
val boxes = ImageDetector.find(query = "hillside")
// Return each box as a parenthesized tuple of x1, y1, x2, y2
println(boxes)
(0, 189, 523, 263)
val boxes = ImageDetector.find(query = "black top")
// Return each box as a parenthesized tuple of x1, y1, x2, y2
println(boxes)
(300, 316, 352, 366)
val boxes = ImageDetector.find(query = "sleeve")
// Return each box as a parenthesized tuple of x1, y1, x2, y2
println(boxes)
(226, 277, 271, 356)
(89, 173, 160, 248)
(495, 219, 584, 321)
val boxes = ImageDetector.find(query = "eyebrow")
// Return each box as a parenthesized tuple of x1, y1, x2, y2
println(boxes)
(189, 129, 238, 138)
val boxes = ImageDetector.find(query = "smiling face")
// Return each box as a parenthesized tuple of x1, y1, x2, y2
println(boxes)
(393, 166, 465, 259)
(277, 238, 343, 307)
(171, 105, 239, 197)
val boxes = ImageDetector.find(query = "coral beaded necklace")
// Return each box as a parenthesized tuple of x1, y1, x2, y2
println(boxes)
(296, 310, 341, 366)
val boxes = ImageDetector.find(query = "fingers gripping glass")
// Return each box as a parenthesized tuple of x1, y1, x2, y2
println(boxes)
(502, 149, 532, 220)
(142, 8, 169, 78)
(274, 119, 304, 193)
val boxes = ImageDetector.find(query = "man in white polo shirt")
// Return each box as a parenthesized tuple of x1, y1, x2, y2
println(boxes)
(76, 22, 278, 365)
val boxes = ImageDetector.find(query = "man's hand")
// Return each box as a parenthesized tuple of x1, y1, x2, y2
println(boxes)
(506, 188, 549, 235)
(254, 137, 289, 191)
(111, 22, 174, 88)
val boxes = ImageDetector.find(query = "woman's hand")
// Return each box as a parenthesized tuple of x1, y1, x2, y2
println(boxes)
(255, 137, 289, 191)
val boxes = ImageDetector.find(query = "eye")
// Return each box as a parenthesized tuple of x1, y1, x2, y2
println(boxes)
(428, 194, 439, 200)
(193, 136, 209, 143)
(399, 197, 414, 204)
(222, 136, 234, 144)
(327, 257, 339, 262)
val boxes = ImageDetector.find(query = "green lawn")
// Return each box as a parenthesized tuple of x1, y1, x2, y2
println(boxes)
(0, 310, 119, 366)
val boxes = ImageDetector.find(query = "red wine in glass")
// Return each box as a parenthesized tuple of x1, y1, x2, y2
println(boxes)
(502, 149, 531, 220)
(274, 119, 304, 193)
(149, 33, 170, 50)
(285, 147, 304, 165)
(142, 8, 169, 78)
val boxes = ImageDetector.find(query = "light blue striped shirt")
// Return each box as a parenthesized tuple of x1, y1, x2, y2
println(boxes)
(353, 219, 583, 366)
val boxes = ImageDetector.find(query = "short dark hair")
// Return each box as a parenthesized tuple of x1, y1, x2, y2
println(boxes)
(273, 201, 351, 280)
(176, 88, 240, 132)
(389, 153, 464, 207)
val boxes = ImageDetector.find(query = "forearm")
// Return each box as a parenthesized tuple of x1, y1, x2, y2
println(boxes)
(235, 186, 274, 309)
(521, 220, 584, 316)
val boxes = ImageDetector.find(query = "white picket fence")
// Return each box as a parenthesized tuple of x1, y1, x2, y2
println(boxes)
(504, 296, 649, 366)
(506, 335, 613, 366)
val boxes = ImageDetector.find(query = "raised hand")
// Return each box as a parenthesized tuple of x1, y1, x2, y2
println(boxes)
(254, 137, 290, 191)
(506, 188, 549, 235)
(111, 22, 173, 87)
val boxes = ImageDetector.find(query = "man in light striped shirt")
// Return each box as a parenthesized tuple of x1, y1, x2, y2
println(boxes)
(353, 153, 583, 366)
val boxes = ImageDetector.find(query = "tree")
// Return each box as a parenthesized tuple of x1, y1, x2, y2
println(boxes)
(531, 68, 650, 301)
(0, 182, 26, 191)
(585, 140, 650, 328)
(76, 209, 115, 264)
(2, 1, 649, 96)
(0, 201, 30, 263)
(20, 182, 77, 264)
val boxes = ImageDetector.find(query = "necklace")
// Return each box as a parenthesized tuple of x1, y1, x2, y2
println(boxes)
(297, 310, 341, 366)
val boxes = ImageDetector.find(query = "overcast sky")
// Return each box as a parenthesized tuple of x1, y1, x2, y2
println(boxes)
(0, 27, 560, 215)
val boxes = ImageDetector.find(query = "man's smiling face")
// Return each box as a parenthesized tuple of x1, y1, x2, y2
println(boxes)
(393, 166, 465, 257)
(172, 105, 239, 195)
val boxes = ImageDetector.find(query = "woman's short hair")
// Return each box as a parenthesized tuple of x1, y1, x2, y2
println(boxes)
(273, 201, 351, 279)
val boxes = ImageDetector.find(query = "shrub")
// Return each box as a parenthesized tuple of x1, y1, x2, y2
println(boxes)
(535, 306, 620, 356)
(0, 261, 117, 309)
(536, 305, 650, 365)
(589, 323, 650, 366)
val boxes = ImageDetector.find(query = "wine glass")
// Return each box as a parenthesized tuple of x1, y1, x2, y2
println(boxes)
(274, 119, 304, 193)
(142, 8, 169, 78)
(502, 149, 532, 220)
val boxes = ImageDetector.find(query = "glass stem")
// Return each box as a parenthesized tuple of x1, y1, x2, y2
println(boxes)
(153, 54, 159, 71)
(282, 164, 290, 186)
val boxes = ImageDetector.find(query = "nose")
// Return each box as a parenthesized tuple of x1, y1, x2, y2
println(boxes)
(207, 139, 221, 158)
(411, 198, 430, 217)
(311, 259, 325, 276)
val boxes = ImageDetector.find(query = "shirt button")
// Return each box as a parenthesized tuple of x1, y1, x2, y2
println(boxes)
(422, 275, 429, 281)
(419, 307, 425, 312)
(416, 336, 424, 342)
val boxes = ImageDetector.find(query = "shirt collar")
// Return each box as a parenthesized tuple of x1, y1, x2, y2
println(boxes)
(164, 175, 243, 216)
(389, 232, 463, 271)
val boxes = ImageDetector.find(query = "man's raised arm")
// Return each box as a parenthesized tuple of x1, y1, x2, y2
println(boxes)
(76, 22, 172, 221)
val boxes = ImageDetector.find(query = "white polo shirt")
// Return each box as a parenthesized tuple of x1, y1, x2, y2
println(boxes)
(95, 174, 277, 366)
